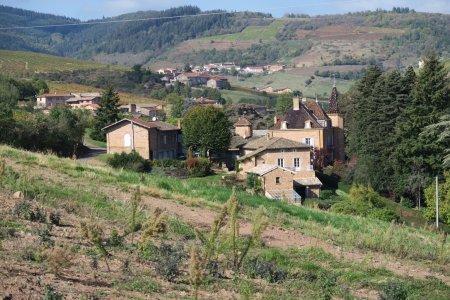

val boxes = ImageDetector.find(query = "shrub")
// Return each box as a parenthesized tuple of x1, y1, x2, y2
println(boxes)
(107, 228, 123, 247)
(49, 211, 61, 226)
(107, 151, 151, 172)
(44, 245, 74, 277)
(43, 286, 63, 300)
(186, 158, 211, 177)
(244, 256, 288, 283)
(379, 281, 408, 300)
(38, 227, 55, 247)
(13, 201, 46, 222)
(152, 242, 185, 281)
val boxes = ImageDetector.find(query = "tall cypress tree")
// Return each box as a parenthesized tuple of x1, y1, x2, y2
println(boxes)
(395, 53, 450, 195)
(90, 85, 120, 142)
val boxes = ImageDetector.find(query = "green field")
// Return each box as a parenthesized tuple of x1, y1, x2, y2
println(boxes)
(0, 50, 127, 76)
(200, 20, 285, 42)
(221, 89, 271, 104)
(230, 71, 355, 99)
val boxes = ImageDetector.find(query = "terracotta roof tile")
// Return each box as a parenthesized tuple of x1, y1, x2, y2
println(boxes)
(234, 117, 252, 126)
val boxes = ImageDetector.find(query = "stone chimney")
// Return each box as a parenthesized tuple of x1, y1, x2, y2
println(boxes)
(293, 97, 300, 111)
(130, 104, 136, 113)
(177, 119, 182, 129)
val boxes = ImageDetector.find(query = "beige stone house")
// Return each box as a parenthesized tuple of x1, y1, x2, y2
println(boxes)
(103, 118, 181, 160)
(270, 86, 345, 162)
(238, 135, 322, 201)
(66, 93, 101, 109)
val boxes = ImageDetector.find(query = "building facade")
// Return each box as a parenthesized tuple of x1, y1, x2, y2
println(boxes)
(103, 118, 181, 160)
(270, 86, 345, 162)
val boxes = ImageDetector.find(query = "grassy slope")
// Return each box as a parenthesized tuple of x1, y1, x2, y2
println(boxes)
(0, 145, 449, 299)
(200, 20, 285, 42)
(229, 71, 355, 98)
(0, 50, 126, 76)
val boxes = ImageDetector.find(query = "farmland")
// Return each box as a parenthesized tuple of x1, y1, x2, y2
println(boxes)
(0, 50, 127, 76)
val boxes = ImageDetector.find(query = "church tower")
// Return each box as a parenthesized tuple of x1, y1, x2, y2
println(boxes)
(327, 82, 345, 161)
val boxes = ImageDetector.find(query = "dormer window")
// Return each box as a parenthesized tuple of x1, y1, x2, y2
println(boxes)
(281, 121, 288, 130)
(305, 120, 312, 129)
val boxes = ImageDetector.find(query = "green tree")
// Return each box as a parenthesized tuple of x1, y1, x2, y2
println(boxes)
(421, 115, 450, 169)
(275, 93, 293, 114)
(0, 76, 19, 143)
(90, 85, 120, 142)
(183, 106, 231, 156)
(33, 79, 49, 95)
(395, 53, 450, 195)
(184, 63, 192, 72)
(165, 93, 185, 118)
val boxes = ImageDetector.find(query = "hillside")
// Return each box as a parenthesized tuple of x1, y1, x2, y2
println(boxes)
(0, 50, 126, 76)
(0, 145, 449, 299)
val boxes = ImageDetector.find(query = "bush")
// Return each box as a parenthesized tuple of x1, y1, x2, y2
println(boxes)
(379, 281, 408, 300)
(107, 228, 123, 247)
(13, 201, 46, 222)
(107, 151, 151, 172)
(49, 211, 61, 226)
(186, 158, 211, 177)
(245, 256, 288, 283)
(152, 242, 185, 281)
(43, 286, 63, 300)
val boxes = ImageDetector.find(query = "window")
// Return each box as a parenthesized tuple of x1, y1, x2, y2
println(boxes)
(294, 158, 300, 168)
(305, 121, 311, 128)
(305, 138, 311, 145)
(163, 135, 167, 144)
(276, 177, 280, 185)
(124, 133, 131, 147)
(277, 158, 284, 167)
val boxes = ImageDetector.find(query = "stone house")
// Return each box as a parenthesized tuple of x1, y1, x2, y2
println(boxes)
(103, 118, 181, 160)
(207, 77, 229, 89)
(175, 73, 211, 86)
(36, 93, 73, 108)
(270, 86, 345, 162)
(228, 116, 322, 201)
(66, 93, 101, 109)
(238, 135, 322, 200)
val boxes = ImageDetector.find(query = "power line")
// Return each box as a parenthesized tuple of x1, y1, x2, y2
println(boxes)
(0, 0, 381, 31)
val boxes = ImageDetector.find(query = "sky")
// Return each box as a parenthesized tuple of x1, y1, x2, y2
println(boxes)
(1, 0, 449, 20)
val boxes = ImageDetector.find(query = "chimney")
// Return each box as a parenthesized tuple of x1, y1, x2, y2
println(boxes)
(177, 119, 182, 129)
(302, 97, 307, 103)
(130, 104, 136, 113)
(274, 116, 278, 125)
(293, 97, 300, 111)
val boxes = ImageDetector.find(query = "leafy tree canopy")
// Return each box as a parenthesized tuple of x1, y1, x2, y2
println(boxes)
(183, 106, 231, 156)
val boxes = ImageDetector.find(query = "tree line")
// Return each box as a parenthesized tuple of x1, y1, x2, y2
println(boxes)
(343, 53, 449, 205)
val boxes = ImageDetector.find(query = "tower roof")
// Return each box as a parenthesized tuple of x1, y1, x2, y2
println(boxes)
(234, 116, 252, 127)
(328, 86, 339, 114)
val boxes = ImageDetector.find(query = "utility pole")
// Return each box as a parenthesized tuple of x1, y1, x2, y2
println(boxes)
(435, 176, 439, 229)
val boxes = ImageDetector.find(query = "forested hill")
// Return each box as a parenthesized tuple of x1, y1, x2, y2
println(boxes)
(0, 5, 268, 62)
(0, 5, 449, 67)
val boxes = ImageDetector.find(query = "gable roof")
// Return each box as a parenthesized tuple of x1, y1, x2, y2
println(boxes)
(234, 116, 252, 127)
(102, 117, 179, 131)
(238, 136, 310, 161)
(246, 164, 295, 176)
(272, 103, 325, 130)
